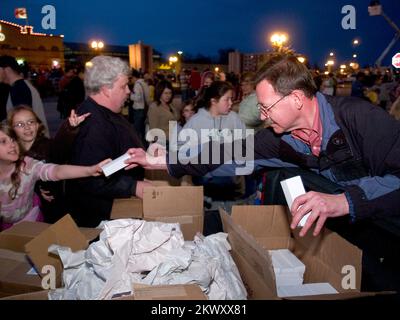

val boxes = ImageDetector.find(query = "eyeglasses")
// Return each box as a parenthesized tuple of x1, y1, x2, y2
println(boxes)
(13, 119, 37, 129)
(257, 93, 291, 115)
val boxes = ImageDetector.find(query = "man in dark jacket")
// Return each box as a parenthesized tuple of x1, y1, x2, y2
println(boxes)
(126, 52, 400, 292)
(67, 56, 152, 227)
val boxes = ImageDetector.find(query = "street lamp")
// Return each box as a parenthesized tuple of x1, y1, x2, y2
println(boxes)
(91, 40, 104, 50)
(169, 56, 178, 64)
(297, 56, 306, 64)
(329, 52, 334, 57)
(270, 33, 288, 51)
(353, 54, 358, 58)
(90, 40, 105, 57)
(353, 39, 360, 46)
(326, 60, 335, 73)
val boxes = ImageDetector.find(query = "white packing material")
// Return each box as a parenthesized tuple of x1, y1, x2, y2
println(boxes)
(47, 219, 247, 300)
(192, 233, 247, 300)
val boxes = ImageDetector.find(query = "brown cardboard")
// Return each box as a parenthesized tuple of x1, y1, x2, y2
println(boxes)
(110, 197, 143, 220)
(1, 284, 208, 300)
(144, 170, 182, 186)
(143, 186, 202, 217)
(24, 214, 88, 285)
(220, 205, 365, 300)
(0, 249, 43, 296)
(0, 221, 49, 252)
(0, 290, 49, 300)
(132, 284, 207, 300)
(0, 221, 101, 252)
(110, 186, 204, 240)
(143, 186, 203, 240)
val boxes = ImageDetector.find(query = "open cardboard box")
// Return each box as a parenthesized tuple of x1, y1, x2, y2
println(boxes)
(0, 217, 101, 297)
(111, 186, 203, 240)
(220, 205, 382, 300)
(1, 284, 207, 300)
(0, 213, 206, 300)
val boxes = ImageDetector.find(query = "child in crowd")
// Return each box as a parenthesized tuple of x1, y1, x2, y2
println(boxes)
(7, 105, 90, 223)
(177, 99, 196, 132)
(0, 123, 109, 230)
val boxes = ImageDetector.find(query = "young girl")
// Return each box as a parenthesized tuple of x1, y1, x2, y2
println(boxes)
(0, 123, 109, 230)
(7, 105, 90, 223)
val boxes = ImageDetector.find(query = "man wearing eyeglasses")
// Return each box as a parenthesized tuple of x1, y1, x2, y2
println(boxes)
(126, 52, 400, 291)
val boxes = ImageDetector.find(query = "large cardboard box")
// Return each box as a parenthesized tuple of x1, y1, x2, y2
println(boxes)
(0, 220, 101, 252)
(1, 215, 207, 300)
(1, 284, 207, 300)
(111, 186, 204, 240)
(144, 170, 182, 186)
(220, 205, 379, 300)
(0, 249, 43, 297)
(0, 218, 101, 296)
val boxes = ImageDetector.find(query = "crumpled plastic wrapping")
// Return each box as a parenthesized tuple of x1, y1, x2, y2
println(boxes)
(48, 219, 247, 300)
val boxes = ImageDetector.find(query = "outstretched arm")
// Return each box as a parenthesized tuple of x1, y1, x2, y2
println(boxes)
(52, 158, 111, 180)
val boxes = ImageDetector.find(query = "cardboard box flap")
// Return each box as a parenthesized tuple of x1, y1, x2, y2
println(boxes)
(220, 208, 277, 299)
(134, 284, 207, 300)
(292, 228, 362, 292)
(1, 221, 49, 236)
(78, 227, 102, 243)
(0, 249, 43, 295)
(231, 206, 291, 240)
(143, 186, 203, 217)
(0, 290, 49, 300)
(144, 170, 182, 186)
(0, 221, 48, 252)
(24, 214, 88, 282)
(111, 197, 143, 220)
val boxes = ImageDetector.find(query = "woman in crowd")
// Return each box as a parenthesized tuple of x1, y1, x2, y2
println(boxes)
(147, 80, 179, 146)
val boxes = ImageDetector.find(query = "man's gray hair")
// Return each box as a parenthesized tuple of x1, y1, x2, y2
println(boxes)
(84, 56, 131, 95)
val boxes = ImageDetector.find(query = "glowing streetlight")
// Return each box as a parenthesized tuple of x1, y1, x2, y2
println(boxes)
(270, 33, 288, 50)
(90, 40, 105, 50)
(169, 56, 178, 64)
(177, 51, 183, 55)
(329, 52, 334, 57)
(297, 56, 306, 64)
(353, 54, 358, 58)
(353, 39, 360, 46)
(214, 67, 220, 73)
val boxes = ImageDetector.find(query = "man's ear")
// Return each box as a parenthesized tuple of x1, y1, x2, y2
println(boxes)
(100, 85, 110, 98)
(292, 90, 306, 110)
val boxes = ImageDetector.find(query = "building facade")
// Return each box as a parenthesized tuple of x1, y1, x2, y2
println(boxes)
(229, 50, 270, 74)
(0, 20, 64, 70)
(129, 41, 153, 73)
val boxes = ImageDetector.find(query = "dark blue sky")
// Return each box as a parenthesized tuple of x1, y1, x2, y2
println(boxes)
(2, 0, 400, 67)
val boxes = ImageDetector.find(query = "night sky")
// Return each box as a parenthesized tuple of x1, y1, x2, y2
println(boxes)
(2, 0, 400, 67)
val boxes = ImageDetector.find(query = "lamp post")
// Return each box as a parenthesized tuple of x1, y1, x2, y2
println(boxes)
(326, 59, 335, 73)
(89, 40, 105, 58)
(169, 55, 179, 75)
(270, 33, 288, 52)
(368, 0, 400, 67)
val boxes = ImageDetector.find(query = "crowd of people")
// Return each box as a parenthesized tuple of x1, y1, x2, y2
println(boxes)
(1, 52, 400, 294)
